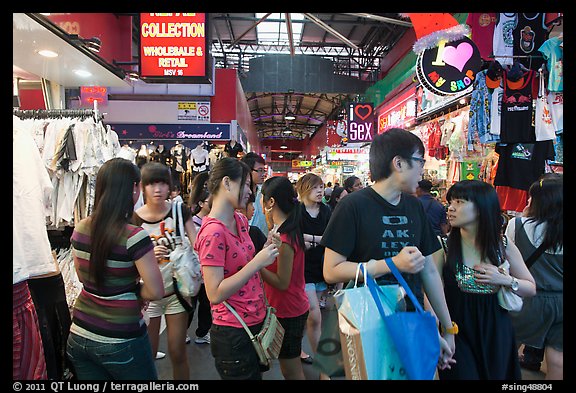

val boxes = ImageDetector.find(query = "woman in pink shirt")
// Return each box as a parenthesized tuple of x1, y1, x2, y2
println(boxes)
(194, 158, 279, 380)
(260, 176, 309, 380)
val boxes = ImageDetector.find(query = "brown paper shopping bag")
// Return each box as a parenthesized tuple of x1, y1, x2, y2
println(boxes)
(337, 312, 368, 380)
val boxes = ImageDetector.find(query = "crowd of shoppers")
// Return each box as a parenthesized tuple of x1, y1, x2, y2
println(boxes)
(20, 129, 563, 382)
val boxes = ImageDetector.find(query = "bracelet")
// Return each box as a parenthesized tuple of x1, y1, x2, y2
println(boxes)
(440, 321, 459, 335)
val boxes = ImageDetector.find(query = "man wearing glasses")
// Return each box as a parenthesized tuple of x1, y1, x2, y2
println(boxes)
(321, 128, 456, 373)
(241, 152, 269, 236)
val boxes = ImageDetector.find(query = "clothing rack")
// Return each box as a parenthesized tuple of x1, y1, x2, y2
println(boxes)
(13, 108, 103, 121)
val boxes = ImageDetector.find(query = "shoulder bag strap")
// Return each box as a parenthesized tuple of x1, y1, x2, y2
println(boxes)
(515, 217, 547, 269)
(177, 201, 187, 244)
(524, 242, 548, 269)
(223, 301, 256, 340)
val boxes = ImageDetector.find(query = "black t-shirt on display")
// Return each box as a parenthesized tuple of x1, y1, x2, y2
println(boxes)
(321, 187, 440, 309)
(494, 141, 555, 191)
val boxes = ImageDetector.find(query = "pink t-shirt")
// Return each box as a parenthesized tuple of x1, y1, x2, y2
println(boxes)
(194, 212, 266, 328)
(263, 233, 309, 319)
(466, 13, 497, 60)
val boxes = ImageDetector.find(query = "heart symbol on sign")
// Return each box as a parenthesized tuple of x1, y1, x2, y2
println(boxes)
(354, 105, 372, 121)
(442, 42, 473, 72)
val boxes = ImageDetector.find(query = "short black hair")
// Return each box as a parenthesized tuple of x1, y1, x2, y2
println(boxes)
(241, 152, 266, 169)
(418, 179, 433, 192)
(369, 128, 425, 182)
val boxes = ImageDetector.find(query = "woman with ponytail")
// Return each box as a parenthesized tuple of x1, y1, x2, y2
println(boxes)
(260, 176, 309, 380)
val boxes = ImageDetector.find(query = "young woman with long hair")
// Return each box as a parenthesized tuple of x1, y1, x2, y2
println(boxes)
(260, 176, 309, 379)
(437, 180, 536, 380)
(66, 158, 164, 380)
(194, 157, 280, 380)
(505, 174, 563, 380)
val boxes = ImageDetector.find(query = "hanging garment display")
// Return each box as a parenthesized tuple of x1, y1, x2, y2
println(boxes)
(500, 67, 536, 143)
(535, 70, 555, 141)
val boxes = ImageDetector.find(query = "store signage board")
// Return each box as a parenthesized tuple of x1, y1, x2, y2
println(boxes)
(377, 88, 416, 133)
(416, 36, 482, 96)
(326, 147, 369, 162)
(348, 103, 375, 143)
(110, 123, 230, 141)
(177, 101, 210, 122)
(80, 86, 108, 107)
(139, 13, 212, 83)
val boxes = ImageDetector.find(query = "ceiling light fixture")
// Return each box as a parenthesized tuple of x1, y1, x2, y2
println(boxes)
(74, 69, 92, 77)
(284, 110, 296, 121)
(126, 71, 140, 81)
(283, 127, 292, 134)
(38, 49, 58, 58)
(278, 154, 284, 158)
(280, 144, 288, 149)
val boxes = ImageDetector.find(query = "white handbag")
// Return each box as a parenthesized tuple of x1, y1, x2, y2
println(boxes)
(496, 260, 523, 312)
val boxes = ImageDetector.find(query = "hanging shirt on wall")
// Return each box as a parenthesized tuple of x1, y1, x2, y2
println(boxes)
(224, 141, 243, 158)
(500, 68, 536, 143)
(493, 141, 555, 191)
(466, 13, 497, 60)
(513, 13, 548, 70)
(490, 85, 503, 136)
(538, 36, 563, 92)
(547, 92, 563, 133)
(493, 13, 517, 66)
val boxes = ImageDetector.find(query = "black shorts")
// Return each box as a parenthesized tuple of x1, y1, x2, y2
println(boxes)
(278, 311, 309, 359)
(210, 321, 265, 380)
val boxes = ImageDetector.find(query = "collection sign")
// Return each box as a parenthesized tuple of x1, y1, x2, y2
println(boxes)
(139, 13, 211, 83)
(348, 103, 375, 143)
(416, 37, 482, 96)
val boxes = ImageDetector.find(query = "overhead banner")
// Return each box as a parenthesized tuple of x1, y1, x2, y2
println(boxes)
(416, 36, 482, 96)
(348, 103, 375, 143)
(139, 13, 211, 83)
(110, 123, 230, 141)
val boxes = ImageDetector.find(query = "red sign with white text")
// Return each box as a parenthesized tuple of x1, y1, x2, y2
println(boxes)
(139, 13, 209, 81)
(377, 88, 416, 133)
(80, 86, 108, 107)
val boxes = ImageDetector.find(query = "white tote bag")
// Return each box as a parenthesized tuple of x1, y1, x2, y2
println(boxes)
(535, 70, 555, 141)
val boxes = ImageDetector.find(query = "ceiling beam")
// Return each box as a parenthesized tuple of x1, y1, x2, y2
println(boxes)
(228, 12, 272, 49)
(303, 13, 359, 51)
(343, 13, 412, 27)
(284, 13, 295, 56)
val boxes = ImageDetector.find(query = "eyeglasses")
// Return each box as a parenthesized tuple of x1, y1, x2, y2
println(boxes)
(252, 168, 267, 174)
(409, 156, 426, 167)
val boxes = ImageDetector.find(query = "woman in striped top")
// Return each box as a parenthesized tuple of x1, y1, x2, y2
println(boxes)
(66, 158, 164, 380)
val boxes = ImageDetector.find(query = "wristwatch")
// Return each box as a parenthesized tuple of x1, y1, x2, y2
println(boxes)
(441, 321, 459, 335)
(510, 277, 519, 292)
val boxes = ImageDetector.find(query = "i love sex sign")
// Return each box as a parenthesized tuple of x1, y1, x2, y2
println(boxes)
(348, 103, 375, 143)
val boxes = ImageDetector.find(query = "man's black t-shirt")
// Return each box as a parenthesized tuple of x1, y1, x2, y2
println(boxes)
(321, 187, 440, 308)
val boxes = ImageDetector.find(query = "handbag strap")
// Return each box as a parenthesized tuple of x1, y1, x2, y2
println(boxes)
(223, 300, 257, 340)
(383, 258, 426, 314)
(515, 217, 547, 269)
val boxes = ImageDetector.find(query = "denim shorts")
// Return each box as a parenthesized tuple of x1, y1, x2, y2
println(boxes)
(66, 332, 157, 380)
(210, 322, 265, 380)
(305, 281, 328, 293)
